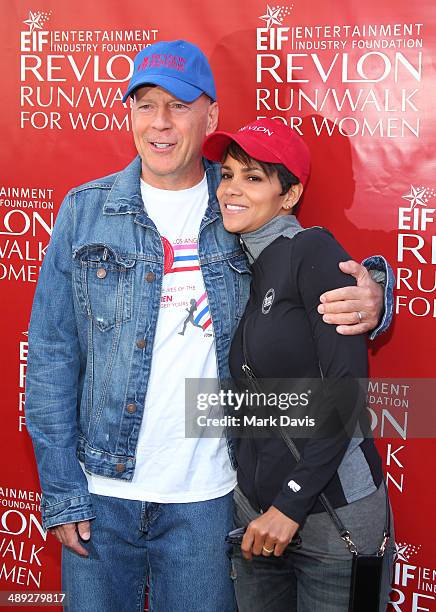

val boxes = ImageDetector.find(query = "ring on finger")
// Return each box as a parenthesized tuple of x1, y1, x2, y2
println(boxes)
(356, 311, 363, 323)
(262, 545, 274, 554)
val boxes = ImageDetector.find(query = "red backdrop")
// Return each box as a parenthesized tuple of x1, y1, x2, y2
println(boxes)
(1, 1, 435, 610)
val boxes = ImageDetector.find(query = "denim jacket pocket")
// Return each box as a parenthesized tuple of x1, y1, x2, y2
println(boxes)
(73, 243, 136, 332)
(227, 255, 252, 320)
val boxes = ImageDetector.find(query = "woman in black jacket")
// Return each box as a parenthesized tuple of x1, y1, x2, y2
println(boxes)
(202, 119, 394, 612)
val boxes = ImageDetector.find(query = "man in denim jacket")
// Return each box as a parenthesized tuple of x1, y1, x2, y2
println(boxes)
(25, 40, 393, 612)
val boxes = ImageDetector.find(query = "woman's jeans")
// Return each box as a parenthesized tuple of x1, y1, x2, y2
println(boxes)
(62, 491, 236, 612)
(231, 486, 395, 612)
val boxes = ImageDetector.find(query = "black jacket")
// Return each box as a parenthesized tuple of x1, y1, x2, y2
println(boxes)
(229, 228, 382, 525)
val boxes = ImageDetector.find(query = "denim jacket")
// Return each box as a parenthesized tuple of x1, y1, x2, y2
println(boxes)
(25, 156, 394, 529)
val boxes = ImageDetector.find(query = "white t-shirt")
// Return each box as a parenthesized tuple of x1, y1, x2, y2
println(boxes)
(84, 174, 236, 502)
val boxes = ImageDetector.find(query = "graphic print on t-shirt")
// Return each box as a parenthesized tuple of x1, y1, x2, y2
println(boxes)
(162, 236, 201, 275)
(171, 242, 200, 273)
(161, 235, 213, 338)
(178, 299, 203, 335)
(178, 292, 212, 335)
(161, 236, 174, 274)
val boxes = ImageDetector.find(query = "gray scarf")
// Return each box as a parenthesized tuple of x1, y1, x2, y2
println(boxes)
(240, 215, 305, 263)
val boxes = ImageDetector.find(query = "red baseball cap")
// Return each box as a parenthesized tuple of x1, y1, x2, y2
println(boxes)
(202, 118, 311, 186)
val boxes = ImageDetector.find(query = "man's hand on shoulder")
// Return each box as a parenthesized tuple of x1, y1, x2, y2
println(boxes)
(49, 520, 91, 557)
(317, 260, 383, 336)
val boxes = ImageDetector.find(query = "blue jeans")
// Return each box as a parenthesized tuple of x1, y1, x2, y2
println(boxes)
(62, 492, 236, 612)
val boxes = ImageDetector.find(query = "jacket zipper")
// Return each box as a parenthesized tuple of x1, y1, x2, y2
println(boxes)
(251, 437, 263, 512)
(241, 314, 263, 512)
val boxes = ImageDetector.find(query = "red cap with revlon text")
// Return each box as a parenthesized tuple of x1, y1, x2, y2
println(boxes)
(202, 118, 311, 186)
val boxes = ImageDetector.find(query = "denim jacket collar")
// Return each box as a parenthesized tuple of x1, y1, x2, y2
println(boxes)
(103, 156, 144, 214)
(103, 155, 221, 217)
(203, 159, 221, 214)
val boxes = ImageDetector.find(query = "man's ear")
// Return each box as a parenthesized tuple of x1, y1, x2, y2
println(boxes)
(283, 183, 303, 210)
(206, 102, 219, 135)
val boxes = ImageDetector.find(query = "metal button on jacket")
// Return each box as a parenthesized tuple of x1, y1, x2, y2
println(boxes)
(115, 463, 125, 473)
(145, 271, 155, 283)
(126, 403, 136, 414)
(96, 267, 107, 279)
(136, 338, 146, 349)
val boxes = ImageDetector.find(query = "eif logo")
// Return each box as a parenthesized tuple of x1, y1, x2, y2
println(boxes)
(20, 10, 52, 52)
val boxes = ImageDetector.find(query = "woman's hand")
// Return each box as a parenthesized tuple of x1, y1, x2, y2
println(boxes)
(241, 506, 299, 560)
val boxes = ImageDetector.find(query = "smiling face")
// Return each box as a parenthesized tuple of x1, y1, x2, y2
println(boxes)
(217, 154, 296, 234)
(131, 86, 219, 190)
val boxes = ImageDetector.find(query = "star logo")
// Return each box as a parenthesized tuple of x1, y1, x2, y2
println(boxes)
(23, 10, 52, 32)
(401, 185, 436, 210)
(23, 11, 43, 31)
(402, 186, 427, 210)
(259, 4, 294, 30)
(394, 542, 421, 563)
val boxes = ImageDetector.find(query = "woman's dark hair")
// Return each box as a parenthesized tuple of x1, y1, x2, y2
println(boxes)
(223, 141, 301, 196)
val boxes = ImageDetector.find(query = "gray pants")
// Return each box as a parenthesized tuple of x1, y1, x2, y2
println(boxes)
(231, 485, 395, 612)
